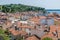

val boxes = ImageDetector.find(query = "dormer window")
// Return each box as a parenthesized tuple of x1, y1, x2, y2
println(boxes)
(34, 26, 36, 29)
(15, 26, 18, 30)
(14, 25, 19, 30)
(37, 24, 41, 28)
(29, 28, 31, 31)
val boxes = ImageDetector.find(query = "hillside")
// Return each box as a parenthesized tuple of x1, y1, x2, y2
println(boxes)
(0, 4, 45, 13)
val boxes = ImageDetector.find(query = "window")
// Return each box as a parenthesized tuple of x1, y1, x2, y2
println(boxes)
(29, 33, 31, 36)
(29, 28, 31, 31)
(19, 28, 22, 30)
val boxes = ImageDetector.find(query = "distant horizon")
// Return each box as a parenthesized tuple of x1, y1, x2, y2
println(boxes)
(46, 9, 60, 10)
(0, 4, 60, 10)
(0, 0, 60, 9)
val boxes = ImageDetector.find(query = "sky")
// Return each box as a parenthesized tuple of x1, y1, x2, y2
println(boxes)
(0, 0, 60, 9)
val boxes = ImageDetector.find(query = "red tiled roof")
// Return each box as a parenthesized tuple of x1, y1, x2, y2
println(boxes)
(26, 35, 39, 40)
(9, 28, 27, 36)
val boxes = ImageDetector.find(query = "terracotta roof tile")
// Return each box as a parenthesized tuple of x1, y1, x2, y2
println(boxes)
(19, 25, 34, 29)
(9, 28, 19, 35)
(50, 25, 56, 32)
(19, 30, 27, 35)
(26, 36, 39, 40)
(9, 28, 27, 36)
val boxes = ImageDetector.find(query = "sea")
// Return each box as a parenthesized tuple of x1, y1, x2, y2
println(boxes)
(46, 9, 60, 14)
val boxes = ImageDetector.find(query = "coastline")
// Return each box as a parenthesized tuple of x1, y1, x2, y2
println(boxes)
(46, 9, 60, 14)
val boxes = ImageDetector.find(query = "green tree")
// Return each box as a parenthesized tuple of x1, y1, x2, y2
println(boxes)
(1, 4, 45, 13)
(42, 37, 52, 40)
